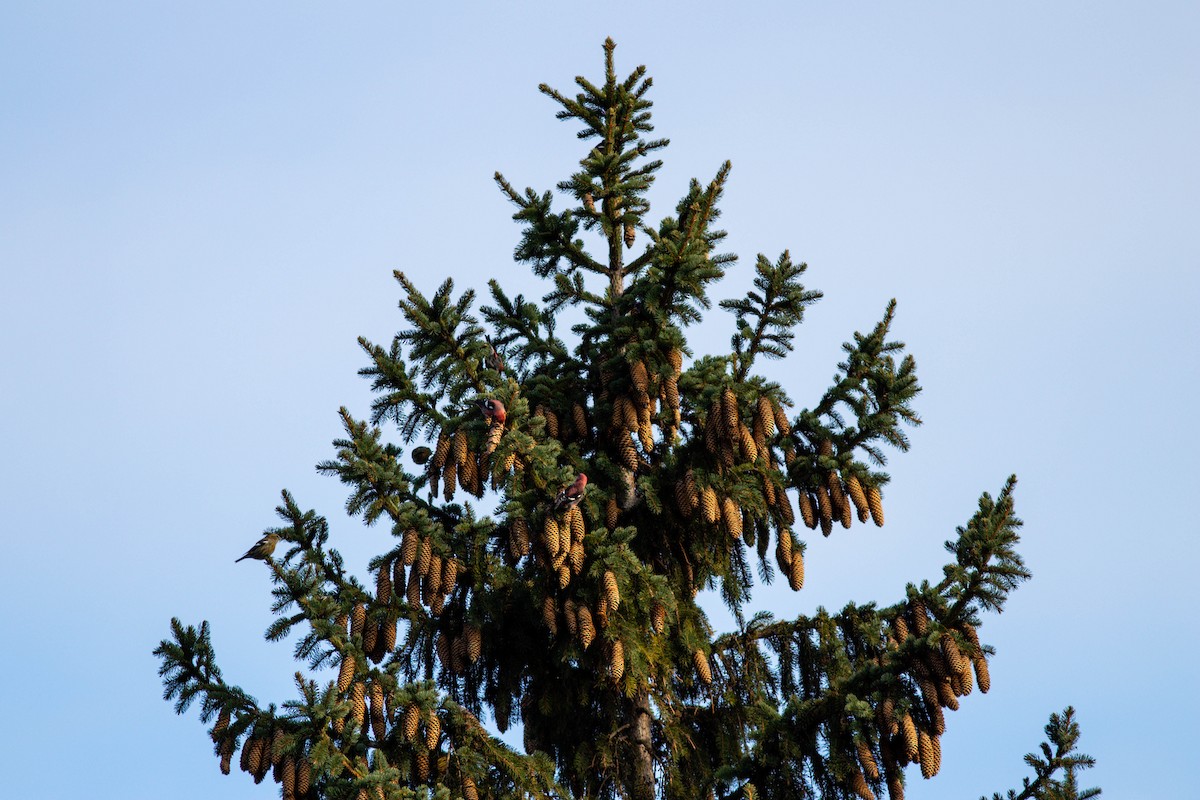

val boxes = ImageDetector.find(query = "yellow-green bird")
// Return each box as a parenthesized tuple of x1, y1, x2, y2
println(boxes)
(235, 533, 281, 563)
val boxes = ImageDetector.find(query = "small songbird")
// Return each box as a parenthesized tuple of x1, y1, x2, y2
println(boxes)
(553, 473, 588, 512)
(484, 336, 505, 374)
(235, 533, 282, 563)
(476, 398, 507, 426)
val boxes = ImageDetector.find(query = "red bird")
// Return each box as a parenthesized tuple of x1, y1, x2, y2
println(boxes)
(554, 473, 588, 512)
(476, 398, 507, 425)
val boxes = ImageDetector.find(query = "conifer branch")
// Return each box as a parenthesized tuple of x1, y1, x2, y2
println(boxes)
(983, 707, 1100, 800)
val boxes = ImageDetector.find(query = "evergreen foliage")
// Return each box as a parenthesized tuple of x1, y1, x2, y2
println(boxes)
(156, 39, 1097, 800)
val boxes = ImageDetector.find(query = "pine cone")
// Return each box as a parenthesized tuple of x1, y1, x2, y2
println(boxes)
(362, 619, 379, 657)
(936, 677, 959, 710)
(402, 704, 421, 741)
(431, 431, 451, 469)
(462, 776, 479, 800)
(816, 486, 833, 536)
(850, 769, 876, 800)
(798, 490, 817, 529)
(416, 537, 432, 578)
(619, 435, 640, 470)
(667, 347, 683, 374)
(650, 601, 666, 634)
(846, 474, 870, 522)
(775, 531, 793, 573)
(630, 360, 649, 394)
(460, 453, 478, 496)
(578, 605, 596, 649)
(722, 496, 742, 538)
(296, 757, 311, 795)
(350, 602, 366, 639)
(381, 617, 397, 654)
(569, 507, 586, 541)
(370, 682, 386, 740)
(557, 563, 571, 590)
(557, 524, 572, 568)
(677, 470, 699, 515)
(623, 222, 635, 248)
(508, 517, 530, 559)
(721, 387, 739, 434)
(701, 486, 719, 524)
(738, 424, 758, 462)
(415, 747, 430, 781)
(405, 566, 421, 607)
(693, 649, 713, 685)
(246, 735, 265, 777)
(211, 708, 230, 742)
(442, 461, 457, 501)
(569, 541, 585, 575)
(400, 529, 419, 566)
(542, 517, 561, 559)
(974, 655, 991, 693)
(900, 715, 919, 762)
(756, 395, 776, 437)
(606, 498, 620, 529)
(563, 598, 578, 636)
(425, 711, 441, 750)
(337, 654, 356, 693)
(442, 557, 459, 590)
(638, 413, 655, 452)
(886, 767, 904, 800)
(771, 400, 791, 436)
(918, 730, 939, 779)
(891, 614, 909, 642)
(435, 632, 450, 670)
(665, 377, 680, 413)
(349, 681, 366, 730)
(608, 638, 625, 682)
(910, 598, 929, 636)
(867, 485, 884, 526)
(879, 697, 898, 736)
(571, 402, 588, 439)
(602, 570, 620, 613)
(218, 737, 234, 775)
(622, 393, 641, 431)
(941, 634, 968, 675)
(542, 596, 558, 635)
(427, 554, 444, 596)
(483, 423, 503, 458)
(788, 550, 805, 591)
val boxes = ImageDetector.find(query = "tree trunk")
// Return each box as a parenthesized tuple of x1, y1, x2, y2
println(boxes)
(629, 689, 655, 800)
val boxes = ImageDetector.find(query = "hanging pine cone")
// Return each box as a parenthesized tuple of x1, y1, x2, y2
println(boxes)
(620, 435, 640, 470)
(650, 601, 666, 634)
(362, 619, 379, 657)
(442, 461, 457, 501)
(337, 654, 355, 693)
(425, 711, 441, 750)
(693, 649, 713, 685)
(351, 602, 366, 639)
(602, 570, 620, 613)
(219, 737, 234, 775)
(483, 423, 503, 458)
(402, 704, 421, 741)
(462, 776, 479, 800)
(630, 360, 649, 394)
(701, 486, 719, 524)
(816, 486, 833, 536)
(608, 638, 625, 682)
(578, 605, 596, 649)
(918, 730, 939, 779)
(721, 387, 739, 434)
(867, 484, 885, 526)
(542, 596, 558, 635)
(381, 616, 397, 653)
(427, 554, 444, 596)
(568, 506, 586, 541)
(665, 376, 680, 413)
(557, 524, 572, 567)
(373, 564, 392, 606)
(910, 598, 929, 636)
(936, 678, 959, 710)
(432, 431, 451, 469)
(667, 347, 683, 374)
(638, 411, 655, 452)
(245, 735, 265, 777)
(956, 659, 974, 695)
(542, 517, 561, 559)
(721, 496, 742, 538)
(739, 424, 758, 462)
(849, 770, 876, 800)
(401, 529, 419, 566)
(678, 470, 699, 515)
(460, 454, 478, 497)
(211, 708, 230, 742)
(846, 474, 870, 522)
(892, 614, 910, 642)
(776, 533, 793, 574)
(556, 563, 571, 590)
(297, 758, 311, 796)
(442, 557, 459, 590)
(771, 400, 791, 436)
(941, 633, 968, 674)
(900, 715, 919, 762)
(349, 682, 366, 730)
(392, 558, 405, 599)
(406, 566, 421, 607)
(797, 490, 817, 529)
(563, 598, 578, 636)
(606, 498, 620, 529)
(974, 655, 991, 693)
(886, 766, 904, 800)
(369, 682, 386, 740)
(572, 402, 588, 440)
(435, 632, 451, 670)
(788, 550, 805, 591)
(879, 697, 898, 736)
(569, 541, 585, 574)
(510, 517, 530, 559)
(623, 221, 635, 248)
(415, 748, 430, 781)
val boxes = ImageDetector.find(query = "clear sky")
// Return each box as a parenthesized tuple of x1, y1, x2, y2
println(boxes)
(2, 3, 1197, 798)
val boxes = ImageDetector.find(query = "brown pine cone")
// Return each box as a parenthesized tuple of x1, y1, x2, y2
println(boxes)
(892, 614, 910, 642)
(462, 776, 479, 800)
(392, 559, 405, 599)
(602, 570, 620, 613)
(362, 619, 379, 658)
(405, 566, 421, 607)
(427, 554, 444, 596)
(850, 769, 876, 800)
(788, 550, 805, 591)
(569, 541, 585, 575)
(296, 758, 311, 795)
(917, 730, 935, 779)
(846, 474, 870, 522)
(211, 708, 230, 742)
(542, 596, 558, 635)
(623, 222, 635, 248)
(798, 490, 817, 529)
(510, 517, 530, 559)
(432, 431, 451, 469)
(693, 649, 713, 685)
(415, 748, 430, 781)
(337, 654, 355, 693)
(370, 682, 386, 740)
(701, 486, 719, 524)
(757, 396, 776, 437)
(218, 737, 234, 775)
(650, 601, 666, 634)
(941, 633, 968, 675)
(608, 638, 625, 682)
(776, 530, 793, 571)
(816, 485, 833, 535)
(867, 484, 885, 526)
(350, 682, 366, 730)
(900, 715, 919, 762)
(721, 387, 739, 433)
(425, 711, 441, 750)
(401, 528, 419, 566)
(402, 704, 421, 741)
(578, 605, 596, 649)
(542, 516, 560, 559)
(722, 496, 742, 538)
(442, 460, 457, 501)
(606, 497, 620, 529)
(351, 603, 366, 639)
(974, 655, 991, 693)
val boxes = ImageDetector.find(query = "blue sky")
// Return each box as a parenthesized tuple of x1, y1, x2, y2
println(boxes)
(2, 3, 1197, 798)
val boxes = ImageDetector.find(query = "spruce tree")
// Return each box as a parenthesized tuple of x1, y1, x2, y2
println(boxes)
(156, 39, 1098, 800)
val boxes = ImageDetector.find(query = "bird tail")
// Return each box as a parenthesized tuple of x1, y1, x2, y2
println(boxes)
(235, 555, 248, 563)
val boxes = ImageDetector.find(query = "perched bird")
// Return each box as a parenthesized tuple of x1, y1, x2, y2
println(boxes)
(554, 473, 588, 512)
(476, 398, 507, 426)
(484, 336, 506, 374)
(235, 533, 281, 563)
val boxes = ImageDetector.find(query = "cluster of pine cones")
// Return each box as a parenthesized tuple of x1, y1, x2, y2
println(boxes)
(211, 711, 311, 799)
(539, 566, 630, 684)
